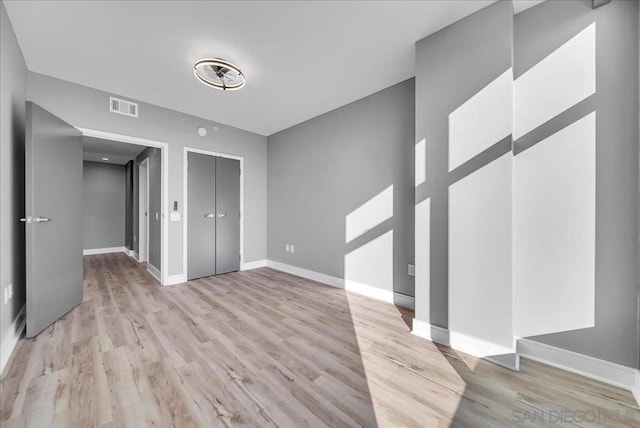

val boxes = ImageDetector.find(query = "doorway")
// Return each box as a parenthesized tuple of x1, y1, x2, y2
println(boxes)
(184, 148, 243, 280)
(78, 127, 169, 284)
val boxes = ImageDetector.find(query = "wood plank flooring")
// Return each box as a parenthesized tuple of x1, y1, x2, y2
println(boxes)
(1, 253, 638, 427)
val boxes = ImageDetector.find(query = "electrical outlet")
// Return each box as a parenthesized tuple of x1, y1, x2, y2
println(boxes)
(290, 245, 295, 253)
(4, 284, 13, 304)
(408, 264, 415, 276)
(285, 244, 290, 252)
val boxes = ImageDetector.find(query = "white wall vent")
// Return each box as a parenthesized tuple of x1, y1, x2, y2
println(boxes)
(109, 97, 138, 118)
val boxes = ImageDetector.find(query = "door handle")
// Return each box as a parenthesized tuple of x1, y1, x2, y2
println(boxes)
(217, 213, 227, 218)
(35, 216, 51, 223)
(204, 213, 215, 218)
(20, 217, 33, 224)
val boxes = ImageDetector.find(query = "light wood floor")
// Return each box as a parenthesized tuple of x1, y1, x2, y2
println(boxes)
(1, 253, 638, 427)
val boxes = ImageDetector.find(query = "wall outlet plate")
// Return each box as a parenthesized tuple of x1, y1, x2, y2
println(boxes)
(408, 264, 415, 276)
(290, 245, 295, 253)
(285, 244, 290, 252)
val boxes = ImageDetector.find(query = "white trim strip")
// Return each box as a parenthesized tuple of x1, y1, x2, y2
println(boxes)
(83, 246, 128, 255)
(1, 305, 26, 376)
(166, 274, 187, 286)
(240, 259, 268, 271)
(411, 319, 450, 346)
(518, 338, 640, 406)
(266, 260, 415, 309)
(267, 260, 344, 288)
(449, 330, 515, 359)
(147, 263, 161, 283)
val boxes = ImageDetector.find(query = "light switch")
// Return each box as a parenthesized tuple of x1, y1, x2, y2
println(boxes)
(170, 212, 180, 221)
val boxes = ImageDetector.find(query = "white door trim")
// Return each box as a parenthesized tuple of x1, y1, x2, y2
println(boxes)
(138, 158, 148, 262)
(183, 147, 244, 280)
(76, 127, 169, 286)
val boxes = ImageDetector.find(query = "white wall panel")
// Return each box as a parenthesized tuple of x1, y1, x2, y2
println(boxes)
(448, 69, 513, 171)
(449, 153, 514, 350)
(514, 112, 596, 338)
(513, 23, 595, 139)
(415, 198, 430, 323)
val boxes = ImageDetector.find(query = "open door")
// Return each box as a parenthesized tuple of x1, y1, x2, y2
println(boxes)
(24, 102, 83, 337)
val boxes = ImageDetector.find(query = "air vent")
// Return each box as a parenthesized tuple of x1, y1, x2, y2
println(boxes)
(109, 97, 138, 118)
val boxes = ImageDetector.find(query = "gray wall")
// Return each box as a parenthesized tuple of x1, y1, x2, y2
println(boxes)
(27, 71, 268, 277)
(415, 0, 513, 327)
(267, 79, 416, 297)
(0, 0, 27, 362)
(124, 160, 133, 250)
(516, 0, 639, 369)
(134, 147, 162, 271)
(82, 161, 126, 250)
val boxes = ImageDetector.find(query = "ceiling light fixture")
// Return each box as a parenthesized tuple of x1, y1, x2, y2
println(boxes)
(194, 58, 245, 91)
(101, 157, 110, 161)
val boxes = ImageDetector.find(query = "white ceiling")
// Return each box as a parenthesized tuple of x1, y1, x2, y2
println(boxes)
(5, 1, 542, 136)
(83, 136, 147, 165)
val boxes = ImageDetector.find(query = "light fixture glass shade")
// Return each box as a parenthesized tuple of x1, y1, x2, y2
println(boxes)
(194, 58, 245, 91)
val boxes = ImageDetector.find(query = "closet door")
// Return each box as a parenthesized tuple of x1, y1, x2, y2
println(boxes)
(215, 157, 241, 274)
(187, 152, 216, 280)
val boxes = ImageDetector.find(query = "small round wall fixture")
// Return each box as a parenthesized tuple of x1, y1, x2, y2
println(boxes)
(197, 126, 207, 137)
(194, 58, 245, 91)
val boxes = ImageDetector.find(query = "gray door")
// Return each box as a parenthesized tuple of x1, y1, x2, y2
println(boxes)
(187, 152, 216, 280)
(187, 153, 240, 279)
(24, 102, 83, 337)
(215, 157, 240, 274)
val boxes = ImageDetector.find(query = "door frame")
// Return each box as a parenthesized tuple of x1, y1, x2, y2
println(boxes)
(138, 158, 148, 263)
(183, 147, 244, 278)
(76, 127, 169, 286)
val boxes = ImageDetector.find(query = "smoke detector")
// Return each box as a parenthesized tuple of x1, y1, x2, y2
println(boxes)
(194, 58, 245, 91)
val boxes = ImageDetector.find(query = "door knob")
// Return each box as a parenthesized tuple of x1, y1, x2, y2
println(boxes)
(217, 213, 227, 218)
(204, 213, 215, 218)
(35, 216, 51, 223)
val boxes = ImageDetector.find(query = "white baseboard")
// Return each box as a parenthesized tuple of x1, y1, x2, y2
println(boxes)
(449, 330, 515, 359)
(345, 279, 394, 303)
(166, 274, 187, 286)
(83, 246, 128, 255)
(147, 263, 161, 283)
(412, 321, 518, 370)
(267, 260, 344, 288)
(1, 305, 26, 376)
(411, 319, 450, 346)
(266, 260, 415, 309)
(393, 293, 415, 310)
(518, 338, 640, 406)
(128, 249, 137, 259)
(240, 259, 267, 271)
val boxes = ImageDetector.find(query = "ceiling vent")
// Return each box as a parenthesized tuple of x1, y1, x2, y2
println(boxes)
(109, 96, 138, 118)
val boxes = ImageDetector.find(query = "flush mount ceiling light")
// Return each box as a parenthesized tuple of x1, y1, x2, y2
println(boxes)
(194, 58, 245, 91)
